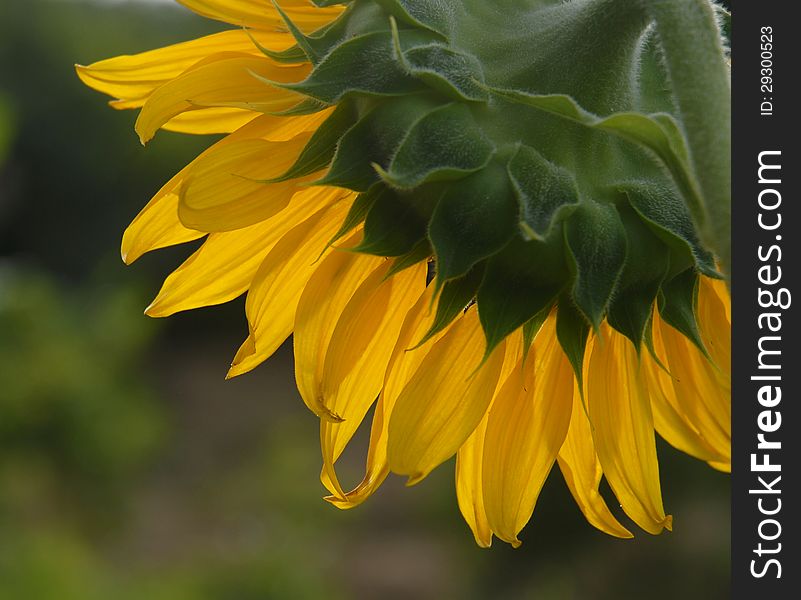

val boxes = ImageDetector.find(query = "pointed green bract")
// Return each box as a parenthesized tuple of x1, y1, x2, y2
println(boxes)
(356, 186, 432, 256)
(555, 299, 590, 389)
(522, 306, 552, 363)
(477, 236, 566, 356)
(414, 263, 485, 348)
(625, 183, 717, 277)
(507, 144, 580, 240)
(282, 32, 423, 103)
(380, 103, 495, 189)
(565, 201, 627, 330)
(658, 268, 708, 355)
(429, 163, 517, 284)
(607, 202, 670, 348)
(319, 95, 441, 191)
(403, 44, 488, 102)
(270, 101, 358, 183)
(271, 97, 331, 117)
(327, 187, 379, 248)
(386, 240, 432, 278)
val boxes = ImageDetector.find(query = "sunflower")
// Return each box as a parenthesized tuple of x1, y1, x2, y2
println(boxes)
(77, 0, 731, 546)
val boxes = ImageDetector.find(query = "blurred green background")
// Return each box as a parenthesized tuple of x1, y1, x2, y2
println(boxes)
(0, 1, 730, 598)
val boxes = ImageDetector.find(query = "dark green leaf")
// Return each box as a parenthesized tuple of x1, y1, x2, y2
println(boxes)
(555, 298, 590, 388)
(270, 0, 324, 64)
(428, 163, 517, 283)
(606, 201, 670, 348)
(386, 240, 433, 278)
(326, 187, 380, 248)
(282, 32, 422, 103)
(270, 101, 357, 182)
(355, 187, 435, 256)
(319, 95, 441, 191)
(380, 103, 495, 189)
(522, 305, 553, 363)
(624, 182, 718, 277)
(507, 144, 580, 240)
(658, 268, 708, 355)
(415, 263, 485, 347)
(565, 201, 627, 329)
(477, 235, 566, 356)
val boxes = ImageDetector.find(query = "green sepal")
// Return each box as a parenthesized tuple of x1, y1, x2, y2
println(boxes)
(476, 236, 566, 357)
(564, 200, 627, 330)
(244, 28, 309, 64)
(521, 305, 553, 365)
(414, 263, 485, 348)
(641, 312, 670, 374)
(507, 144, 580, 240)
(281, 32, 423, 103)
(318, 95, 441, 191)
(289, 3, 373, 61)
(379, 103, 495, 189)
(624, 183, 718, 277)
(606, 201, 670, 349)
(428, 163, 517, 284)
(269, 101, 357, 183)
(374, 0, 454, 38)
(270, 0, 324, 64)
(269, 97, 331, 117)
(326, 187, 379, 248)
(657, 268, 708, 356)
(355, 186, 434, 256)
(555, 299, 590, 390)
(385, 240, 432, 279)
(402, 44, 488, 102)
(487, 88, 706, 238)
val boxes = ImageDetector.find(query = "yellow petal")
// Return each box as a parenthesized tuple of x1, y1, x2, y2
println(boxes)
(135, 53, 308, 144)
(121, 188, 204, 266)
(455, 414, 493, 548)
(227, 194, 352, 377)
(293, 239, 385, 419)
(557, 356, 633, 539)
(320, 262, 428, 497)
(643, 340, 727, 464)
(121, 111, 331, 263)
(698, 276, 731, 387)
(177, 0, 344, 32)
(387, 308, 505, 484)
(76, 30, 295, 108)
(160, 107, 259, 135)
(146, 186, 348, 318)
(587, 324, 672, 535)
(652, 312, 731, 468)
(481, 317, 574, 546)
(178, 134, 316, 232)
(325, 285, 442, 509)
(453, 328, 524, 545)
(705, 275, 731, 322)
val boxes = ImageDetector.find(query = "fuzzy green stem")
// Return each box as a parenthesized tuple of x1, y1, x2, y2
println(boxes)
(644, 0, 731, 284)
